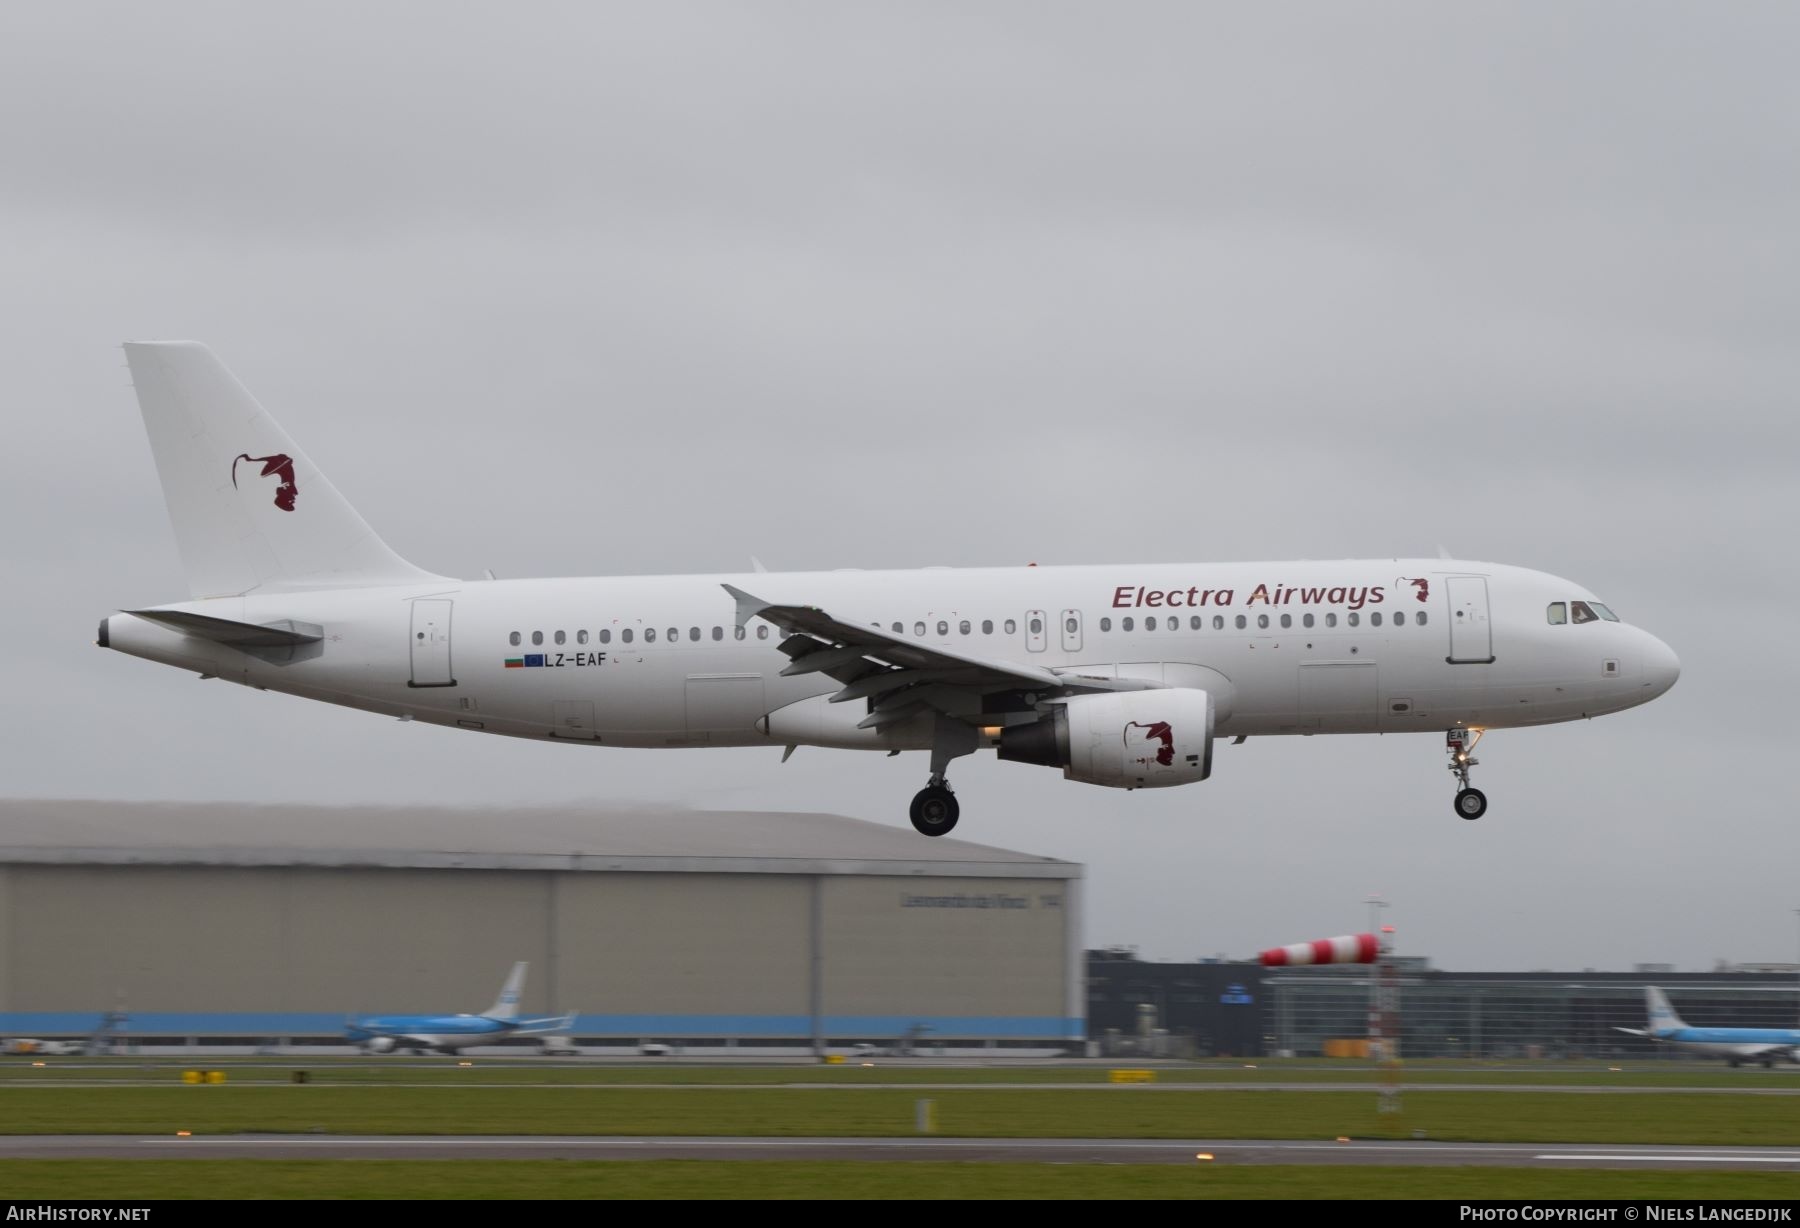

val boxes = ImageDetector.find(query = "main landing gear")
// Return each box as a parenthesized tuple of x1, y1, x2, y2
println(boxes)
(910, 782, 959, 836)
(910, 719, 976, 836)
(1447, 728, 1487, 821)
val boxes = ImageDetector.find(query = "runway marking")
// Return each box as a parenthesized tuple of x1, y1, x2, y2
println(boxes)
(1539, 1154, 1800, 1164)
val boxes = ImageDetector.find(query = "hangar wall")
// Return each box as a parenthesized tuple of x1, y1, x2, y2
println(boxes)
(0, 803, 1082, 1044)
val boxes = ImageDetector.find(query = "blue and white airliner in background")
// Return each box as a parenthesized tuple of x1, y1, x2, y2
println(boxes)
(1617, 987, 1800, 1068)
(344, 961, 576, 1054)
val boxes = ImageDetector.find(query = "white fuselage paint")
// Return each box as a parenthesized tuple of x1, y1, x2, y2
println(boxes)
(104, 558, 1679, 751)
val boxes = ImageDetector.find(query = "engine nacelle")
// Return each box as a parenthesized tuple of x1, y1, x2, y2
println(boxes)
(362, 1036, 397, 1054)
(998, 688, 1215, 789)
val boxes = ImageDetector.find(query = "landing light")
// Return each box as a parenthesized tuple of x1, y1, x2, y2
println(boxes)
(1195, 1153, 1214, 1162)
(457, 1061, 473, 1067)
(176, 1130, 191, 1137)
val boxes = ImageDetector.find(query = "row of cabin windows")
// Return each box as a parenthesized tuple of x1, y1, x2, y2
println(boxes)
(1101, 609, 1424, 632)
(509, 625, 772, 647)
(507, 607, 1428, 647)
(1547, 600, 1618, 625)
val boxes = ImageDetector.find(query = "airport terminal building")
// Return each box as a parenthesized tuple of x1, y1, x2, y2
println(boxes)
(0, 800, 1083, 1050)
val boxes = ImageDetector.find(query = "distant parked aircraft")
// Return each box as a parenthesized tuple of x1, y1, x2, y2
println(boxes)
(344, 962, 575, 1054)
(1616, 986, 1800, 1068)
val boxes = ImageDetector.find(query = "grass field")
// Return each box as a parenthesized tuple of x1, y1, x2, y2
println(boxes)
(1, 1161, 1797, 1200)
(6, 1085, 1800, 1144)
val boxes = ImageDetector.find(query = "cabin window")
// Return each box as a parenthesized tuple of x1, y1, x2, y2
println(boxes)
(735, 626, 746, 640)
(1393, 611, 1406, 626)
(1571, 600, 1599, 624)
(1234, 615, 1246, 629)
(667, 627, 678, 642)
(757, 626, 769, 639)
(576, 629, 587, 644)
(914, 622, 926, 637)
(1065, 617, 1078, 635)
(1592, 602, 1619, 622)
(712, 626, 723, 641)
(689, 627, 700, 641)
(1257, 614, 1269, 629)
(1348, 612, 1360, 627)
(1004, 619, 1016, 634)
(1280, 613, 1292, 629)
(960, 620, 971, 635)
(890, 622, 902, 633)
(599, 629, 611, 643)
(644, 627, 657, 643)
(1370, 612, 1382, 627)
(1325, 612, 1338, 627)
(1122, 616, 1134, 632)
(1213, 615, 1224, 630)
(938, 620, 949, 636)
(1417, 611, 1428, 625)
(1303, 613, 1314, 628)
(981, 619, 993, 634)
(509, 631, 521, 646)
(1189, 615, 1201, 630)
(1144, 616, 1155, 633)
(554, 630, 566, 645)
(531, 631, 543, 646)
(621, 628, 633, 643)
(1029, 616, 1043, 635)
(1099, 617, 1111, 632)
(1547, 602, 1567, 625)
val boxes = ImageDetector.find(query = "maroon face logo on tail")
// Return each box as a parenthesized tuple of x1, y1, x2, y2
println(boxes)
(1126, 720, 1176, 768)
(1407, 578, 1429, 603)
(232, 453, 298, 512)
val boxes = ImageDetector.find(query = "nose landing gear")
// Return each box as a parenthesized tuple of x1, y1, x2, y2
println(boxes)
(1447, 728, 1487, 820)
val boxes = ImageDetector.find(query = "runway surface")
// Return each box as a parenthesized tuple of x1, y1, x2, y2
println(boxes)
(7, 1135, 1800, 1169)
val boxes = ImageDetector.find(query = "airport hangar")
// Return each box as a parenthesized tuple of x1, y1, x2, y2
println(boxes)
(0, 800, 1082, 1051)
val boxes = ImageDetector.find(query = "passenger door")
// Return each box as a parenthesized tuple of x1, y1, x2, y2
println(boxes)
(1059, 609, 1083, 653)
(408, 599, 455, 687)
(1025, 610, 1047, 653)
(1446, 576, 1495, 664)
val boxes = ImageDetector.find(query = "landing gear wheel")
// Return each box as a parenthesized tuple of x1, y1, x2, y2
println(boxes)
(1454, 788, 1488, 821)
(910, 785, 960, 836)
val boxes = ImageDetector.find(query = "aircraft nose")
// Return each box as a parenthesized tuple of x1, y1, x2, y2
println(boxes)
(1642, 633, 1681, 699)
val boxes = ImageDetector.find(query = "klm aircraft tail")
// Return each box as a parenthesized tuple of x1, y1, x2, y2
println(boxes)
(122, 341, 444, 599)
(1646, 986, 1687, 1034)
(483, 961, 528, 1022)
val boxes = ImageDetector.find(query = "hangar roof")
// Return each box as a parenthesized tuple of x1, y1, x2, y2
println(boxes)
(0, 800, 1079, 880)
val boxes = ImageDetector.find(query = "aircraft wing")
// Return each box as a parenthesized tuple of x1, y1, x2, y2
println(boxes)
(1613, 1027, 1649, 1037)
(724, 585, 1161, 728)
(509, 1013, 578, 1036)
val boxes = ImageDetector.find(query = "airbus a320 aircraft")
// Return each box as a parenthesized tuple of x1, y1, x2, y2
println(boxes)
(100, 343, 1680, 835)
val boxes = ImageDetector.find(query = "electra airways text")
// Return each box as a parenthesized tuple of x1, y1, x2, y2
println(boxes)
(100, 343, 1680, 835)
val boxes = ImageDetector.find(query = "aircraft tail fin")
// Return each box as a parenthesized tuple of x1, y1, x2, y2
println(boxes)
(1646, 986, 1687, 1033)
(122, 341, 445, 599)
(483, 961, 528, 1022)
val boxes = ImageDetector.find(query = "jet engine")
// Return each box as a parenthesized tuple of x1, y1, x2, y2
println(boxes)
(998, 688, 1214, 788)
(362, 1036, 397, 1054)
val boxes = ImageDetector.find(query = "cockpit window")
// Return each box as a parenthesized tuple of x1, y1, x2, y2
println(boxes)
(1546, 602, 1567, 625)
(1570, 600, 1599, 624)
(1591, 602, 1619, 622)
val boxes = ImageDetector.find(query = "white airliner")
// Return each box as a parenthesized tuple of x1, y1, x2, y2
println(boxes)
(100, 343, 1680, 834)
(1616, 987, 1800, 1068)
(344, 961, 575, 1054)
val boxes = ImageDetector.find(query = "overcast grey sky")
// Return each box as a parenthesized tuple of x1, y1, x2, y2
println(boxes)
(4, 2, 1795, 971)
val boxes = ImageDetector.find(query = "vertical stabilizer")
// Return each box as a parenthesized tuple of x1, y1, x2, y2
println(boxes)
(122, 341, 445, 598)
(1646, 986, 1687, 1034)
(483, 961, 528, 1022)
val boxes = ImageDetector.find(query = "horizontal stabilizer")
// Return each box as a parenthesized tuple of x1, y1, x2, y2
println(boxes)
(124, 609, 322, 649)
